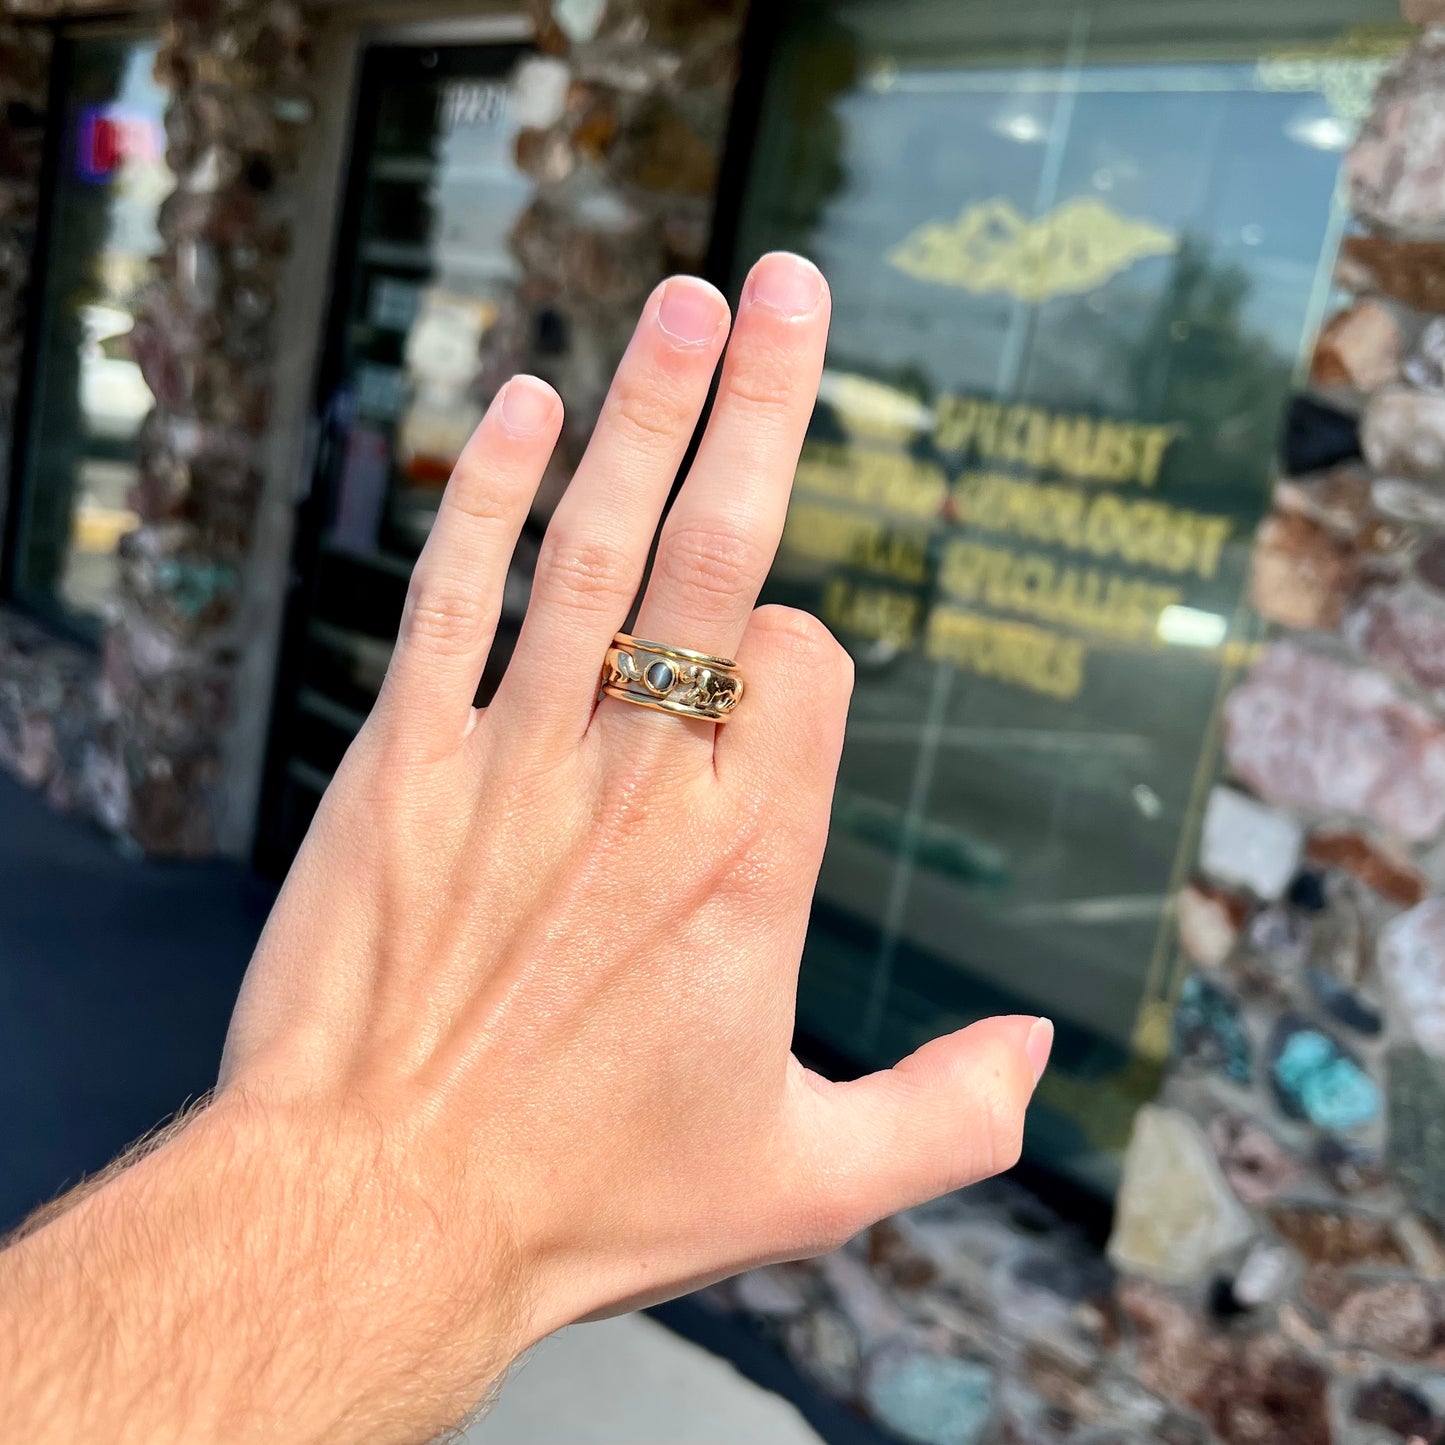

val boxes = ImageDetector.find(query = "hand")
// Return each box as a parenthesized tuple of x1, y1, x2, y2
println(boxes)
(3, 254, 1051, 1445)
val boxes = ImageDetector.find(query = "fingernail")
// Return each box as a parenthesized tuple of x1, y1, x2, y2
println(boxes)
(1025, 1018, 1054, 1085)
(745, 252, 825, 318)
(499, 376, 556, 436)
(658, 277, 727, 346)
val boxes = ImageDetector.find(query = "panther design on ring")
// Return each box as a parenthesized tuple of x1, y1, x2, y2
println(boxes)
(601, 633, 744, 723)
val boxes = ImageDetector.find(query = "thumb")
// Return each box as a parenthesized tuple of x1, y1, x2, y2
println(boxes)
(791, 1016, 1052, 1248)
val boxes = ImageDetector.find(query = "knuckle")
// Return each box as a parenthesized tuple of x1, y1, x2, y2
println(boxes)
(607, 373, 685, 449)
(442, 476, 514, 528)
(535, 525, 633, 610)
(722, 349, 797, 413)
(403, 574, 486, 654)
(750, 606, 853, 688)
(655, 517, 768, 604)
(975, 1073, 1026, 1182)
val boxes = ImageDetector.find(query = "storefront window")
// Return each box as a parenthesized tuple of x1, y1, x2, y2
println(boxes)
(733, 0, 1406, 1192)
(263, 43, 534, 863)
(9, 34, 167, 634)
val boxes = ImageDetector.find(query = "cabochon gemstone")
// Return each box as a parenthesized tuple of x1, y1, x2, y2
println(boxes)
(645, 660, 677, 694)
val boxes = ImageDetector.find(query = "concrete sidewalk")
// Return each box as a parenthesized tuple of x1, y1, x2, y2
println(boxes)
(469, 1316, 823, 1445)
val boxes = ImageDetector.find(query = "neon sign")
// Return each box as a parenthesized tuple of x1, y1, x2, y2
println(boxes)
(76, 106, 163, 183)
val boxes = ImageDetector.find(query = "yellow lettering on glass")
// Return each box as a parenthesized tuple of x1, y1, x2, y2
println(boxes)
(925, 606, 1086, 701)
(889, 197, 1178, 303)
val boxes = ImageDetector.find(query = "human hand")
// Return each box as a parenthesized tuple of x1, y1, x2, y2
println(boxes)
(8, 254, 1050, 1445)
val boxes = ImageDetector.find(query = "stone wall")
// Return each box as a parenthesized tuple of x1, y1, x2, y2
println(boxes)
(0, 0, 752, 853)
(712, 16, 1445, 1445)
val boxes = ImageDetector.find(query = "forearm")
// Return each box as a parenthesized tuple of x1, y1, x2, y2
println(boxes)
(0, 1097, 524, 1445)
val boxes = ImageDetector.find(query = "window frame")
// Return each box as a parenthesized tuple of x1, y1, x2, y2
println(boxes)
(1, 17, 165, 649)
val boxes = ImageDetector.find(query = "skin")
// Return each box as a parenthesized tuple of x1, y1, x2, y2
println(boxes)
(0, 254, 1052, 1445)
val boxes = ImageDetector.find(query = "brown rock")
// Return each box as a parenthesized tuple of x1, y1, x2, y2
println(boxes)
(1307, 827, 1428, 907)
(1331, 1281, 1438, 1358)
(1363, 386, 1445, 479)
(1353, 1374, 1441, 1442)
(1312, 301, 1402, 391)
(1208, 1114, 1300, 1208)
(1200, 1340, 1333, 1445)
(1249, 511, 1359, 630)
(1340, 235, 1445, 313)
(1405, 0, 1445, 21)
(1224, 643, 1445, 844)
(1275, 467, 1374, 538)
(1268, 1207, 1408, 1269)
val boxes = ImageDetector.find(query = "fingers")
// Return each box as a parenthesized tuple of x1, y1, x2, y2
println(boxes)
(491, 277, 731, 741)
(715, 607, 853, 805)
(377, 377, 563, 753)
(791, 1017, 1053, 1249)
(629, 253, 831, 667)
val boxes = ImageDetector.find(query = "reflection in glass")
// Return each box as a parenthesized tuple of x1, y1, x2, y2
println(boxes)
(13, 36, 168, 632)
(735, 0, 1406, 1192)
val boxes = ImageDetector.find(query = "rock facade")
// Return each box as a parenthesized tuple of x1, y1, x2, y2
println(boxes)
(713, 15, 1445, 1445)
(0, 0, 750, 852)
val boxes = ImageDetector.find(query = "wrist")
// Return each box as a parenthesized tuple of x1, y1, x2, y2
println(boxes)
(3, 1091, 530, 1445)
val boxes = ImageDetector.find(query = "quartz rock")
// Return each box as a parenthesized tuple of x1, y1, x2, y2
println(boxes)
(1312, 301, 1401, 391)
(1375, 475, 1445, 528)
(1314, 1136, 1390, 1196)
(1208, 1114, 1300, 1207)
(785, 1307, 861, 1397)
(1177, 883, 1246, 969)
(1349, 34, 1445, 236)
(1248, 511, 1358, 631)
(1172, 975, 1252, 1084)
(1223, 644, 1445, 844)
(819, 1249, 908, 1349)
(1347, 585, 1445, 699)
(1231, 1243, 1293, 1308)
(1331, 1281, 1438, 1359)
(1108, 1107, 1254, 1286)
(733, 1266, 808, 1318)
(1274, 467, 1374, 537)
(511, 55, 571, 130)
(861, 1347, 994, 1445)
(1307, 827, 1428, 907)
(1363, 386, 1445, 479)
(1408, 317, 1445, 392)
(1197, 786, 1303, 902)
(1390, 1047, 1445, 1225)
(1268, 1018, 1381, 1131)
(1381, 901, 1445, 1058)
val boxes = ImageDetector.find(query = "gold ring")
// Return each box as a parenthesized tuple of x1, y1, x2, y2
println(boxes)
(600, 633, 744, 723)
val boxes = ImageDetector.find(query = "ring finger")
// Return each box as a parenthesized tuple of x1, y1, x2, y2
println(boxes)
(599, 253, 831, 743)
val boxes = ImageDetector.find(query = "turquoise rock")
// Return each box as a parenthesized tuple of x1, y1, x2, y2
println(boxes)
(862, 1350, 994, 1445)
(1270, 1020, 1380, 1131)
(1173, 974, 1253, 1084)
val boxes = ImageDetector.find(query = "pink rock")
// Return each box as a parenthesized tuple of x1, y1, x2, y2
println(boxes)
(1362, 386, 1445, 479)
(1349, 34, 1445, 236)
(1380, 900, 1445, 1059)
(1346, 586, 1445, 697)
(1223, 644, 1445, 843)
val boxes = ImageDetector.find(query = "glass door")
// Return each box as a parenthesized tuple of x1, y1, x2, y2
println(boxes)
(259, 41, 532, 869)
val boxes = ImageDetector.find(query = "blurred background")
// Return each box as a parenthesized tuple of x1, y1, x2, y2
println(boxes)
(4, 2, 1445, 1442)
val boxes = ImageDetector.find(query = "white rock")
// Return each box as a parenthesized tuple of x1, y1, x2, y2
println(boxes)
(1198, 786, 1304, 902)
(1108, 1106, 1255, 1286)
(511, 56, 572, 131)
(1380, 898, 1445, 1058)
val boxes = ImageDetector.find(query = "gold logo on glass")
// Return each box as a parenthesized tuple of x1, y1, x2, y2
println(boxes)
(888, 197, 1178, 303)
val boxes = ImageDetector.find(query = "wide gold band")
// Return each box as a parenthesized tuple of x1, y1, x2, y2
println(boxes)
(601, 633, 744, 723)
